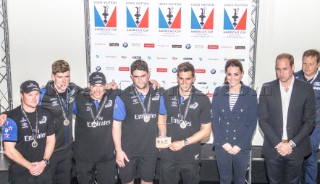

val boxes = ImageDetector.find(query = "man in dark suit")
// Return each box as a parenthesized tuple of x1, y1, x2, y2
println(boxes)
(259, 53, 316, 184)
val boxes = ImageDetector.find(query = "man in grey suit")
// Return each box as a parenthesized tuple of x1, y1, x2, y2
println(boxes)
(259, 53, 316, 184)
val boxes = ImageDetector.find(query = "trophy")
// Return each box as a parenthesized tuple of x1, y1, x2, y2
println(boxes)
(232, 8, 239, 27)
(199, 8, 206, 27)
(167, 7, 173, 26)
(102, 6, 109, 25)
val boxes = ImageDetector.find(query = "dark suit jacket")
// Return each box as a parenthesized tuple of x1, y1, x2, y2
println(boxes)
(258, 78, 316, 158)
(212, 84, 258, 150)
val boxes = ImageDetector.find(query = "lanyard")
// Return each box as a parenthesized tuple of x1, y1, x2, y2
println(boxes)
(177, 89, 192, 122)
(21, 106, 39, 147)
(133, 86, 151, 115)
(52, 85, 69, 121)
(89, 95, 108, 122)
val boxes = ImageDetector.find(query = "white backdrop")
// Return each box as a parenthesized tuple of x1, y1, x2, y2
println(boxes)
(5, 0, 320, 146)
(87, 0, 256, 98)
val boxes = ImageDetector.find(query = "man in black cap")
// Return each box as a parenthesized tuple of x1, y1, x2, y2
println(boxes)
(72, 72, 118, 184)
(1, 80, 56, 184)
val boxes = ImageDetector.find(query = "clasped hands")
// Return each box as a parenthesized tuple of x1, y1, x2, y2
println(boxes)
(222, 143, 241, 155)
(275, 142, 292, 156)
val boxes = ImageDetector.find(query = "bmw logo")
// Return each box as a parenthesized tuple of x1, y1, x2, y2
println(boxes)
(211, 69, 216, 74)
(172, 68, 177, 73)
(185, 44, 191, 49)
(123, 42, 128, 48)
(96, 66, 101, 71)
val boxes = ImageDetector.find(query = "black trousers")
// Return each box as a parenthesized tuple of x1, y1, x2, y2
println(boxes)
(10, 169, 52, 184)
(49, 145, 73, 184)
(265, 153, 304, 184)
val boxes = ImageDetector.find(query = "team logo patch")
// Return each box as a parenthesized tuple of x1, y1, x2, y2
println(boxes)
(51, 100, 59, 107)
(189, 102, 198, 109)
(39, 116, 47, 124)
(105, 100, 113, 108)
(314, 82, 320, 86)
(22, 123, 28, 129)
(69, 97, 75, 103)
(171, 101, 178, 107)
(132, 98, 139, 104)
(152, 94, 160, 101)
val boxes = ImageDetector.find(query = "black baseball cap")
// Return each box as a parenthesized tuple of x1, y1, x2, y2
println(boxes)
(89, 72, 106, 85)
(20, 80, 40, 93)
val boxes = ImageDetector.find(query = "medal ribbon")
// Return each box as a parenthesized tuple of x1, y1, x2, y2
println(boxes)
(89, 95, 108, 122)
(52, 84, 70, 148)
(21, 106, 39, 144)
(177, 88, 192, 123)
(52, 85, 70, 121)
(133, 86, 151, 115)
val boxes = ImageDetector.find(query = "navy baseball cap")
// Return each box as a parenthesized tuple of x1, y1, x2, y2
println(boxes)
(20, 80, 40, 93)
(89, 72, 106, 85)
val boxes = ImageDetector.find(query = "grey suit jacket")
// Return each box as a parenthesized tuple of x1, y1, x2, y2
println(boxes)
(258, 78, 315, 158)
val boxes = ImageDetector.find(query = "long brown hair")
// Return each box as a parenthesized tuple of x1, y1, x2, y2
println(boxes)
(224, 59, 243, 84)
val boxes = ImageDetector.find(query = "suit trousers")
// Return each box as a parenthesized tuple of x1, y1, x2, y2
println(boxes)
(265, 153, 303, 184)
(215, 148, 250, 184)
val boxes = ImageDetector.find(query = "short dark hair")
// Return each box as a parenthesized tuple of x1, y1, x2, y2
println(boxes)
(276, 53, 294, 67)
(177, 62, 195, 77)
(130, 60, 149, 74)
(303, 49, 320, 64)
(52, 60, 70, 74)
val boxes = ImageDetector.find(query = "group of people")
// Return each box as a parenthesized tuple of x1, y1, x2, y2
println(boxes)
(0, 48, 319, 184)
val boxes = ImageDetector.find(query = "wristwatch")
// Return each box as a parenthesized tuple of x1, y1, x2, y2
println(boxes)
(183, 139, 189, 146)
(43, 158, 50, 165)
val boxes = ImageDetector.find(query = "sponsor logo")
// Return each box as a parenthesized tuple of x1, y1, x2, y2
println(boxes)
(191, 6, 214, 30)
(185, 44, 191, 49)
(223, 6, 248, 30)
(195, 69, 206, 73)
(208, 45, 219, 49)
(158, 6, 181, 29)
(126, 5, 149, 28)
(183, 57, 193, 60)
(157, 68, 167, 72)
(123, 42, 128, 48)
(132, 56, 141, 59)
(93, 4, 117, 28)
(109, 43, 119, 47)
(131, 43, 141, 47)
(144, 43, 155, 48)
(172, 68, 177, 73)
(119, 67, 129, 71)
(96, 66, 101, 71)
(235, 46, 245, 49)
(172, 44, 182, 48)
(211, 69, 216, 74)
(105, 67, 115, 71)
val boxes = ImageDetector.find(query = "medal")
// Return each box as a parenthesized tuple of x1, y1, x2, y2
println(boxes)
(21, 107, 40, 149)
(133, 86, 152, 123)
(63, 119, 70, 126)
(143, 114, 150, 123)
(177, 88, 192, 130)
(32, 140, 38, 148)
(91, 121, 97, 128)
(180, 121, 186, 129)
